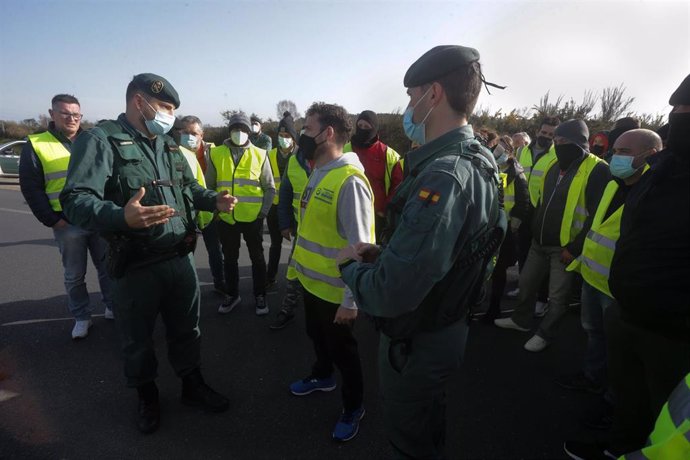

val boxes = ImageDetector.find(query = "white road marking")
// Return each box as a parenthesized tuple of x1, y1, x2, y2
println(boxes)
(0, 207, 32, 215)
(2, 314, 106, 327)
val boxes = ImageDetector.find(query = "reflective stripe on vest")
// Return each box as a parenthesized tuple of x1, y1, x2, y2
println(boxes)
(343, 142, 401, 194)
(554, 153, 603, 246)
(180, 146, 213, 229)
(268, 148, 285, 205)
(291, 164, 374, 304)
(210, 144, 266, 225)
(622, 374, 690, 460)
(518, 144, 557, 207)
(500, 172, 516, 216)
(28, 131, 71, 212)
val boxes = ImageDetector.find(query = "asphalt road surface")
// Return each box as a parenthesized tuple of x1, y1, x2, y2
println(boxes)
(0, 182, 603, 460)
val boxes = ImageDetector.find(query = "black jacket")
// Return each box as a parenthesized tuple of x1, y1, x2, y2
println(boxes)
(609, 149, 690, 341)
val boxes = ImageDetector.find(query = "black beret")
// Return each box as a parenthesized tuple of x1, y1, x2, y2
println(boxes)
(131, 73, 180, 108)
(669, 74, 690, 106)
(404, 45, 480, 88)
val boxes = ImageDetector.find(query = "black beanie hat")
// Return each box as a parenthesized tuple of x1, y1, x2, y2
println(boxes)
(356, 110, 379, 134)
(278, 113, 298, 141)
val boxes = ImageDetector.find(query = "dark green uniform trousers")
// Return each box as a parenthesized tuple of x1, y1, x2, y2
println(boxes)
(112, 254, 201, 387)
(379, 320, 469, 460)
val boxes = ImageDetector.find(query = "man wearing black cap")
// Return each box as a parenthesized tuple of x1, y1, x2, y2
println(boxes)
(265, 112, 299, 288)
(495, 119, 610, 352)
(344, 110, 402, 242)
(61, 73, 236, 434)
(206, 111, 275, 316)
(338, 45, 504, 458)
(249, 115, 272, 152)
(564, 75, 690, 460)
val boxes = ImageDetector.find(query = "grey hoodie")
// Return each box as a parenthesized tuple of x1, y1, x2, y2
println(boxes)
(301, 151, 374, 309)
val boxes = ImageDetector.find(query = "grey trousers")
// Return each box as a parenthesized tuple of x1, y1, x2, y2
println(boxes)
(510, 240, 574, 340)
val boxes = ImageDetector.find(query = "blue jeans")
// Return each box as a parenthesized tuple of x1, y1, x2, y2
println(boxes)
(201, 220, 224, 284)
(581, 281, 613, 386)
(53, 223, 113, 320)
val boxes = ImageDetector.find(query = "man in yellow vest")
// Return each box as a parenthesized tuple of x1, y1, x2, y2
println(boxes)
(265, 112, 298, 288)
(176, 115, 225, 295)
(495, 119, 611, 352)
(206, 112, 275, 316)
(19, 94, 113, 340)
(512, 117, 560, 313)
(288, 102, 374, 442)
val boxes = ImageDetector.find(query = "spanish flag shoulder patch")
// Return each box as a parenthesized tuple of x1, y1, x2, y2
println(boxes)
(417, 188, 441, 205)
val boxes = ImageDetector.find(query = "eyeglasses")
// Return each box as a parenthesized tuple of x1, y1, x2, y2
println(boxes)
(58, 112, 83, 121)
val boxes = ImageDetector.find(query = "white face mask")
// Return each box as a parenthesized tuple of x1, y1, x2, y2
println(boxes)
(278, 136, 293, 150)
(180, 133, 199, 150)
(140, 98, 175, 135)
(251, 123, 260, 133)
(231, 130, 249, 146)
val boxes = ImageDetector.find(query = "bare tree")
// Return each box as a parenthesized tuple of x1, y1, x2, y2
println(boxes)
(600, 84, 635, 123)
(220, 109, 243, 124)
(532, 91, 564, 118)
(276, 100, 300, 120)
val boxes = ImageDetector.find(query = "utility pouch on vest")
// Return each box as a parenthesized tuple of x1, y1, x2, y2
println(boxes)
(388, 338, 412, 373)
(176, 231, 197, 256)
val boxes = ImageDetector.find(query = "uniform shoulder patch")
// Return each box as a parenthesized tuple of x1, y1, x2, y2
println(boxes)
(417, 187, 441, 205)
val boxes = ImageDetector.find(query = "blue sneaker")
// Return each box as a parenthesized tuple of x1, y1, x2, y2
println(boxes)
(332, 407, 365, 442)
(289, 376, 336, 396)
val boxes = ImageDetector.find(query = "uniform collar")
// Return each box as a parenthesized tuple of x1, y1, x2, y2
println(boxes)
(406, 125, 475, 172)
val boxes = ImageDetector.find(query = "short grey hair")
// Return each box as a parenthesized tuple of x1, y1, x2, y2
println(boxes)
(513, 132, 531, 144)
(180, 115, 203, 132)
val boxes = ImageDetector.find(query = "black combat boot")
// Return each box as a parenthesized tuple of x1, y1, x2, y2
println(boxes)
(180, 368, 229, 413)
(137, 381, 160, 434)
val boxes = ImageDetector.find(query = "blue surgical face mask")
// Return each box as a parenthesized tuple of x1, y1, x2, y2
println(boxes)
(609, 154, 640, 179)
(180, 133, 199, 150)
(403, 86, 435, 145)
(140, 98, 175, 135)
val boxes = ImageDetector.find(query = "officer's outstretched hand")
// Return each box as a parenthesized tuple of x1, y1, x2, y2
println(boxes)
(334, 306, 357, 325)
(336, 244, 363, 265)
(216, 190, 238, 212)
(124, 187, 176, 229)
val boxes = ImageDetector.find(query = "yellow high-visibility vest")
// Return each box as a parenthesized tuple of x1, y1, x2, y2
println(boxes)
(291, 164, 374, 304)
(620, 373, 690, 460)
(343, 142, 400, 194)
(500, 172, 516, 216)
(28, 131, 71, 212)
(285, 155, 310, 281)
(268, 148, 290, 206)
(180, 146, 213, 229)
(210, 144, 266, 225)
(518, 144, 557, 207)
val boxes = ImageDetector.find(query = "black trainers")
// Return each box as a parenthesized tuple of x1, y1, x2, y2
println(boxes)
(181, 369, 229, 413)
(555, 372, 604, 394)
(269, 311, 294, 330)
(255, 295, 269, 316)
(563, 441, 618, 460)
(218, 295, 241, 314)
(137, 382, 160, 434)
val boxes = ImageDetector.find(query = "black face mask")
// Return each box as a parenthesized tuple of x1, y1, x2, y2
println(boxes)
(298, 130, 324, 160)
(537, 136, 552, 149)
(667, 112, 690, 157)
(591, 145, 605, 156)
(554, 143, 583, 170)
(352, 127, 376, 147)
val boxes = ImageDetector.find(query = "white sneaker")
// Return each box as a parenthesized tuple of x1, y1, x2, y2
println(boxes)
(104, 307, 115, 320)
(494, 317, 530, 332)
(218, 295, 241, 314)
(255, 295, 269, 316)
(72, 320, 92, 339)
(534, 301, 548, 318)
(506, 288, 520, 298)
(524, 335, 548, 352)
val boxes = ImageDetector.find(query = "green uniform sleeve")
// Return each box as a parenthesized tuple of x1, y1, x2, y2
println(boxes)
(342, 168, 471, 318)
(60, 128, 129, 232)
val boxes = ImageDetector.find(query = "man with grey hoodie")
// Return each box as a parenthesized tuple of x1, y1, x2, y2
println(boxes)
(495, 119, 611, 352)
(287, 102, 374, 443)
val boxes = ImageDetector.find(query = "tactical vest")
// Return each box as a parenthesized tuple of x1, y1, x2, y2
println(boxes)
(180, 146, 213, 229)
(28, 131, 71, 212)
(344, 142, 400, 194)
(377, 140, 506, 339)
(210, 144, 266, 225)
(291, 164, 374, 304)
(518, 144, 557, 207)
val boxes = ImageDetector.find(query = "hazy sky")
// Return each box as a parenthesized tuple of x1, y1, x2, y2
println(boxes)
(1, 0, 688, 126)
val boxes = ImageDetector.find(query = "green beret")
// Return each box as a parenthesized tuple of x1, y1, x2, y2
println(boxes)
(404, 45, 480, 88)
(131, 73, 180, 109)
